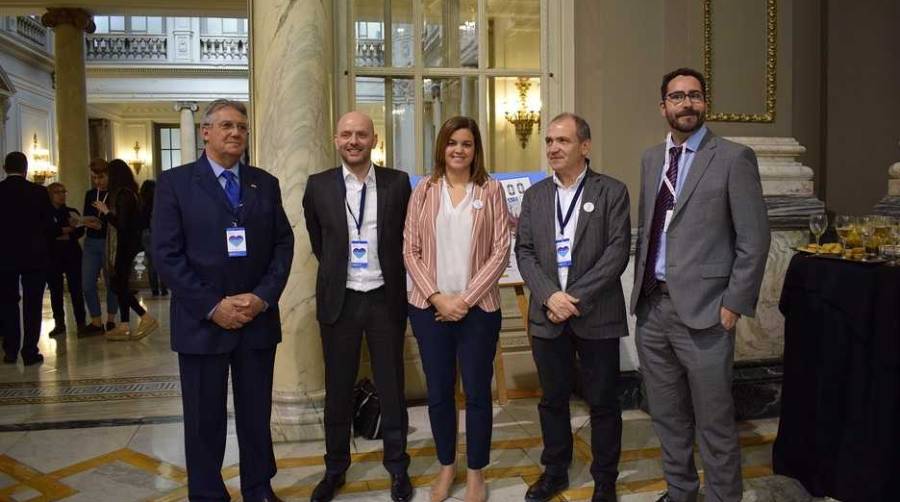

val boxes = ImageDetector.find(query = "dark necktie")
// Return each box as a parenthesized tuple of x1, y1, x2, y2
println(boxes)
(642, 145, 682, 297)
(220, 170, 240, 209)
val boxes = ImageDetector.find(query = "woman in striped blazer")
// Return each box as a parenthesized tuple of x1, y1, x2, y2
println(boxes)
(403, 116, 511, 502)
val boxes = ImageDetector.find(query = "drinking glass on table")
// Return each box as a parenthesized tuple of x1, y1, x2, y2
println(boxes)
(859, 216, 877, 260)
(809, 213, 828, 255)
(835, 215, 854, 256)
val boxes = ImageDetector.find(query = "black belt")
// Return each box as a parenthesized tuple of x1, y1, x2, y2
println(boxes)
(347, 286, 385, 295)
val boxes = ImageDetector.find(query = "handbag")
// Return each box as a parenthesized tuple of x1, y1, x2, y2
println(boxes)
(352, 378, 383, 440)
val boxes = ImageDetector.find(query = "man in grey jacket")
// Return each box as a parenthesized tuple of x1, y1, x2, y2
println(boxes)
(516, 113, 631, 502)
(631, 68, 771, 502)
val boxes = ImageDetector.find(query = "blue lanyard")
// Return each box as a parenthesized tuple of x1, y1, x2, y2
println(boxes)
(556, 175, 587, 235)
(346, 182, 367, 237)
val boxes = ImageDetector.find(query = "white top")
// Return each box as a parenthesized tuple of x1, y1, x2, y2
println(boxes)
(435, 180, 474, 295)
(343, 163, 383, 291)
(553, 166, 588, 291)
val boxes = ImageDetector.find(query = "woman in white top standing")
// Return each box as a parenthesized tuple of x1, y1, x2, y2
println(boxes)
(403, 116, 511, 502)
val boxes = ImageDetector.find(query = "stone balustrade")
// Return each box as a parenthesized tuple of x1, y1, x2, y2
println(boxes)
(86, 34, 168, 61)
(199, 35, 248, 62)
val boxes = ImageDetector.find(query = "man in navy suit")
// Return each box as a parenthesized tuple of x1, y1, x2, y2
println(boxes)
(152, 99, 294, 502)
(0, 151, 57, 366)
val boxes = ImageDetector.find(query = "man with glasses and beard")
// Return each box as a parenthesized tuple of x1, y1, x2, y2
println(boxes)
(630, 68, 770, 502)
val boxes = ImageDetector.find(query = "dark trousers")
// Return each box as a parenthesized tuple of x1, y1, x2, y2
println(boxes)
(320, 288, 410, 476)
(142, 230, 167, 294)
(179, 346, 277, 502)
(110, 247, 145, 323)
(409, 304, 501, 469)
(47, 250, 86, 327)
(532, 327, 622, 485)
(0, 270, 45, 360)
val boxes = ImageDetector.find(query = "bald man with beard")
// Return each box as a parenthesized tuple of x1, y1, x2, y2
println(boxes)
(302, 111, 413, 502)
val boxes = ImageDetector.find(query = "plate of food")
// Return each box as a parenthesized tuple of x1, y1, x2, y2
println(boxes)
(795, 242, 844, 255)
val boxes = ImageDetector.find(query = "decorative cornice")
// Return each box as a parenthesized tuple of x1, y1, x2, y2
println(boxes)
(703, 0, 778, 123)
(0, 32, 54, 71)
(86, 65, 249, 78)
(41, 8, 96, 34)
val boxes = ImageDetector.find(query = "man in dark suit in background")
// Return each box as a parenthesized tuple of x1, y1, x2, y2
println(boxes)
(302, 111, 413, 502)
(0, 151, 57, 365)
(631, 68, 770, 502)
(152, 99, 294, 502)
(46, 182, 87, 337)
(515, 113, 632, 502)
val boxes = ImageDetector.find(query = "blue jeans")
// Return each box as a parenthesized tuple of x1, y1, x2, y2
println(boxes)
(82, 236, 118, 318)
(409, 304, 501, 469)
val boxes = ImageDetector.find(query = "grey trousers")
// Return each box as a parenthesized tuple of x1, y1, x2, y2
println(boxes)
(635, 292, 742, 502)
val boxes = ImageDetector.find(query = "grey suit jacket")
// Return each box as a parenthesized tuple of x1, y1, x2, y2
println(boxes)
(515, 168, 631, 339)
(630, 131, 771, 330)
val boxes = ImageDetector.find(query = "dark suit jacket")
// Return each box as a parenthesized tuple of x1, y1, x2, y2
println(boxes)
(152, 153, 294, 354)
(630, 131, 770, 329)
(515, 168, 631, 339)
(302, 166, 411, 325)
(0, 175, 57, 273)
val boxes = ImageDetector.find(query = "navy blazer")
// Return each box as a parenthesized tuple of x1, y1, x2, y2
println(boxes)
(0, 176, 57, 273)
(152, 154, 294, 354)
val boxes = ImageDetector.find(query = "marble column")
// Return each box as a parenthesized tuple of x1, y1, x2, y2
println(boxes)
(250, 0, 334, 442)
(41, 9, 94, 200)
(727, 137, 824, 361)
(873, 140, 900, 217)
(175, 101, 198, 164)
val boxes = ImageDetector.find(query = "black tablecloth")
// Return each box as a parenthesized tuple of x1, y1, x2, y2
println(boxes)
(774, 254, 900, 502)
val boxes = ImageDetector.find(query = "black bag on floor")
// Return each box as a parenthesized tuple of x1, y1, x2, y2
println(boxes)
(352, 378, 382, 440)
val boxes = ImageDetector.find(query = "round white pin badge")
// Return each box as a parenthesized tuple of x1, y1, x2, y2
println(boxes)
(473, 200, 484, 209)
(583, 202, 595, 212)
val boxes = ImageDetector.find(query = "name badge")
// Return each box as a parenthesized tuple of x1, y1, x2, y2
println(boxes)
(555, 238, 572, 268)
(350, 240, 369, 269)
(663, 209, 673, 233)
(226, 227, 247, 257)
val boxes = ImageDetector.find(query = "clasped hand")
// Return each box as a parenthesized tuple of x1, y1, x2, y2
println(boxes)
(211, 293, 265, 330)
(545, 291, 580, 324)
(430, 293, 469, 322)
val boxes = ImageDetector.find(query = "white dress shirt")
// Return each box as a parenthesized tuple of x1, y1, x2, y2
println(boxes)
(553, 166, 588, 291)
(435, 180, 474, 295)
(343, 164, 383, 291)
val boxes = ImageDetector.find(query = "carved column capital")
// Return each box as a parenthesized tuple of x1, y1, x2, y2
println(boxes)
(174, 101, 199, 113)
(41, 8, 96, 34)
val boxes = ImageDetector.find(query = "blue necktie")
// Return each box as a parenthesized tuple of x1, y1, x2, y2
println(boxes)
(220, 170, 240, 208)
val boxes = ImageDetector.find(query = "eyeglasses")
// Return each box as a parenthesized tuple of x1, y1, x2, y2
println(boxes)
(665, 91, 705, 105)
(206, 121, 250, 134)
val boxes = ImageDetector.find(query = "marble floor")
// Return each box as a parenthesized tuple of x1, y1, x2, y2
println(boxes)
(0, 291, 833, 501)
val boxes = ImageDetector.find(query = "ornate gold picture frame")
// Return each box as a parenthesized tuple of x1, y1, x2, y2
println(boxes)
(703, 0, 778, 123)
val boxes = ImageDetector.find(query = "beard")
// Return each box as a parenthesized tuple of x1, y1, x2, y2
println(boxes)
(667, 109, 705, 134)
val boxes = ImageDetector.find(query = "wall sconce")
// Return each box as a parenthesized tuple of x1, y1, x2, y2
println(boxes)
(371, 140, 386, 166)
(504, 77, 541, 149)
(30, 132, 56, 185)
(131, 141, 144, 175)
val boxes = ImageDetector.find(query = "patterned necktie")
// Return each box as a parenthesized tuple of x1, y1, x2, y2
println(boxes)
(220, 170, 240, 209)
(642, 145, 682, 297)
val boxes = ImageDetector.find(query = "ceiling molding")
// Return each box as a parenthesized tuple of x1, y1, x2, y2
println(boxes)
(0, 0, 247, 17)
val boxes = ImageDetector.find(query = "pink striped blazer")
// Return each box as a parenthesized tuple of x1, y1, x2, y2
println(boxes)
(403, 177, 511, 311)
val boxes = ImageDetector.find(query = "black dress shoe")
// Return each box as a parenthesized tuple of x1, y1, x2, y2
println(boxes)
(106, 321, 116, 331)
(592, 481, 617, 501)
(656, 493, 673, 502)
(49, 324, 66, 336)
(390, 472, 413, 502)
(525, 472, 569, 502)
(22, 354, 44, 366)
(310, 472, 345, 502)
(3, 354, 16, 364)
